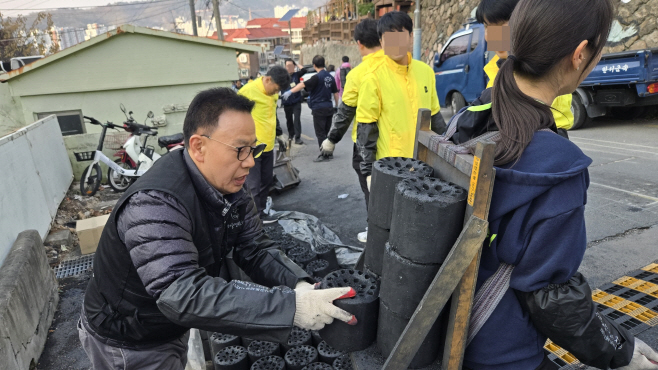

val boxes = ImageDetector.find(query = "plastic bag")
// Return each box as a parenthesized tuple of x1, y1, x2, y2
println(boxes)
(274, 210, 363, 267)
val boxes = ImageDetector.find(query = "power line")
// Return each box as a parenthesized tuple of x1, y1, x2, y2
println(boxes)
(1, 2, 188, 43)
(223, 0, 268, 19)
(0, 0, 180, 11)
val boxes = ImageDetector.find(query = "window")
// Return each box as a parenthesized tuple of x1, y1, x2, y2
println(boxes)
(238, 53, 248, 63)
(36, 110, 85, 136)
(240, 68, 249, 78)
(470, 28, 480, 51)
(440, 34, 470, 63)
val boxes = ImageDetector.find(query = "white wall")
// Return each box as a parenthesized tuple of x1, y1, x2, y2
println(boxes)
(0, 116, 72, 266)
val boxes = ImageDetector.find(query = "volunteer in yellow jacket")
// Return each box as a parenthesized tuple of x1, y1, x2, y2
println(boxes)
(356, 11, 444, 187)
(238, 66, 290, 216)
(317, 18, 385, 242)
(478, 0, 574, 132)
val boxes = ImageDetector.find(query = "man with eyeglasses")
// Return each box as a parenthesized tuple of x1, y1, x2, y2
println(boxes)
(79, 88, 357, 370)
(238, 65, 291, 216)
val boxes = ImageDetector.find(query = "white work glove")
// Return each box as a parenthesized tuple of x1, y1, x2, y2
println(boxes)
(320, 139, 335, 156)
(367, 176, 371, 191)
(281, 90, 293, 100)
(617, 339, 658, 370)
(294, 287, 357, 331)
(295, 280, 317, 292)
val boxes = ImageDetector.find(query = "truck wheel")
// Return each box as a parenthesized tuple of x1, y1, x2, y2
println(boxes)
(571, 93, 591, 130)
(610, 106, 647, 120)
(450, 92, 466, 115)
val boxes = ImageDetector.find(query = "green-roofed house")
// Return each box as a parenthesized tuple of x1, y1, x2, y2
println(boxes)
(0, 24, 260, 179)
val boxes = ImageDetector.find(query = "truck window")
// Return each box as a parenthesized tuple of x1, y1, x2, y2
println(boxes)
(440, 34, 470, 63)
(471, 28, 480, 51)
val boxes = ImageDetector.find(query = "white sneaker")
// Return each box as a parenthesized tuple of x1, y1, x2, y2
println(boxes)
(357, 228, 368, 243)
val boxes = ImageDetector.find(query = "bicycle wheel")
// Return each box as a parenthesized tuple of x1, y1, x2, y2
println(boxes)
(80, 163, 102, 196)
(107, 159, 134, 192)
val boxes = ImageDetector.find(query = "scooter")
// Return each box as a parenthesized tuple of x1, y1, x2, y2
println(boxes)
(105, 105, 161, 192)
(77, 104, 183, 196)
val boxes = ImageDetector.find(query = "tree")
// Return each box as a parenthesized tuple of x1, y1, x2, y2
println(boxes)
(0, 12, 59, 60)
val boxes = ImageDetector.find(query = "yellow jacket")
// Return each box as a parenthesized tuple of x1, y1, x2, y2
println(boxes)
(341, 49, 386, 142)
(238, 77, 278, 152)
(357, 52, 441, 159)
(484, 56, 574, 130)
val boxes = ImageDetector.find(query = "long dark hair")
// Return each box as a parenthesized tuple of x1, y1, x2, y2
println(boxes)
(491, 0, 613, 165)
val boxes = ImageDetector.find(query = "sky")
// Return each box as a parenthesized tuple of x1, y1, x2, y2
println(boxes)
(0, 0, 179, 17)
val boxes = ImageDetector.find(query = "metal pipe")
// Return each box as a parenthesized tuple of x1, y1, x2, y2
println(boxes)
(213, 0, 224, 41)
(189, 0, 198, 36)
(412, 0, 422, 60)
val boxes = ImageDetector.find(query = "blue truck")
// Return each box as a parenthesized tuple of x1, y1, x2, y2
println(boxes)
(434, 20, 658, 129)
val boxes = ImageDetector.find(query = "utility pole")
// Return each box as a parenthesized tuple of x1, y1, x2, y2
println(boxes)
(213, 0, 224, 41)
(412, 0, 422, 60)
(189, 0, 198, 36)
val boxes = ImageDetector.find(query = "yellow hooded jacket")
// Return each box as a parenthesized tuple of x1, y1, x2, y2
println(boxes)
(356, 53, 441, 160)
(238, 77, 278, 152)
(484, 55, 574, 130)
(341, 49, 386, 143)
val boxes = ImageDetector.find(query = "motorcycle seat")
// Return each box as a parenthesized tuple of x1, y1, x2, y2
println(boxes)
(158, 133, 184, 148)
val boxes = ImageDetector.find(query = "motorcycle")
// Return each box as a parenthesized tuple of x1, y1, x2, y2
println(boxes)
(77, 104, 183, 196)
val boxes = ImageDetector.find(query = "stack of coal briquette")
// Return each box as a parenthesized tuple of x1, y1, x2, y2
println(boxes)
(203, 328, 353, 370)
(377, 176, 467, 368)
(364, 157, 434, 278)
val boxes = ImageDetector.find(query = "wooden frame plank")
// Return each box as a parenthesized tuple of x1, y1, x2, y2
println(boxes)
(381, 216, 489, 370)
(442, 142, 495, 370)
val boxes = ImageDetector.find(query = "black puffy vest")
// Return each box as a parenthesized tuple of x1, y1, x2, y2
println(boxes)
(83, 150, 221, 345)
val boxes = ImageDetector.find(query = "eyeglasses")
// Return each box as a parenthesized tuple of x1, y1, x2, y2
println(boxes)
(202, 135, 266, 161)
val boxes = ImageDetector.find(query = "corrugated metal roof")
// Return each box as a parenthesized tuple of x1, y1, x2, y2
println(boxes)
(0, 25, 260, 82)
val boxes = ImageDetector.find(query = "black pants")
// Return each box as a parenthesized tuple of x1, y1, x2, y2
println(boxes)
(245, 150, 274, 213)
(312, 107, 334, 148)
(283, 103, 302, 140)
(352, 143, 370, 210)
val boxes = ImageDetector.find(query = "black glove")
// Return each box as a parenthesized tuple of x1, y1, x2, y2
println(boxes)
(517, 272, 634, 369)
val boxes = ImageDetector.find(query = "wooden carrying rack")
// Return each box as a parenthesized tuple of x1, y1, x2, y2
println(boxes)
(353, 109, 496, 369)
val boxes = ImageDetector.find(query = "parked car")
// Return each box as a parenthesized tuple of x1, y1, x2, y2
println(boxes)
(435, 20, 658, 129)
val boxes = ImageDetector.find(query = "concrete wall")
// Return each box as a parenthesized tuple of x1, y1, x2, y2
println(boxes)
(301, 42, 362, 69)
(0, 116, 72, 266)
(0, 230, 59, 370)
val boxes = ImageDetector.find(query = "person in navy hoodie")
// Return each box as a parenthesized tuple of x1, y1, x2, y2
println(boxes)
(462, 0, 658, 369)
